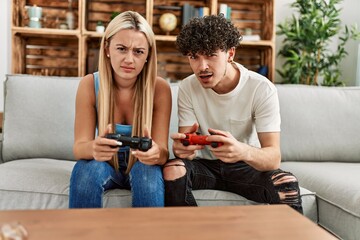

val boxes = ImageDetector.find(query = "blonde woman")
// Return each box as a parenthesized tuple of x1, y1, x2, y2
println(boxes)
(69, 11, 171, 208)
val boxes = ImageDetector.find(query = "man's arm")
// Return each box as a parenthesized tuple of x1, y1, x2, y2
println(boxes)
(244, 132, 281, 171)
(207, 130, 281, 171)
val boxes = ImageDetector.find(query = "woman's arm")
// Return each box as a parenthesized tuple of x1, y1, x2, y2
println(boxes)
(73, 74, 119, 160)
(73, 74, 97, 160)
(132, 77, 172, 165)
(151, 77, 172, 165)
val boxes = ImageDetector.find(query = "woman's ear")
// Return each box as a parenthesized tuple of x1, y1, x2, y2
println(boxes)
(105, 48, 110, 58)
(104, 40, 110, 58)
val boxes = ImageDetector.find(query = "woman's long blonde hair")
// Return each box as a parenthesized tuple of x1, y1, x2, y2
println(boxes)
(97, 11, 157, 173)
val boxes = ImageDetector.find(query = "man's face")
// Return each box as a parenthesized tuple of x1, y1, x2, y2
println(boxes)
(187, 49, 229, 89)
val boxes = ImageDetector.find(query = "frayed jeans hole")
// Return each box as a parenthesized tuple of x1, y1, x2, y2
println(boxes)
(270, 171, 303, 214)
(163, 163, 186, 181)
(271, 171, 298, 185)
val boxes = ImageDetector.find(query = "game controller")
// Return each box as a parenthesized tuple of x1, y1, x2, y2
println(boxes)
(105, 134, 152, 151)
(181, 133, 223, 148)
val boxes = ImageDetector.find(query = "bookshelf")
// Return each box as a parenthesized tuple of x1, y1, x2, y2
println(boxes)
(11, 0, 275, 82)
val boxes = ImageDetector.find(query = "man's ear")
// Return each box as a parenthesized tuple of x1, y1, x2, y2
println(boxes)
(227, 47, 235, 62)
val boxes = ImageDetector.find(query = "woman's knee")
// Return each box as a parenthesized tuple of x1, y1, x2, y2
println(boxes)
(71, 160, 112, 186)
(131, 161, 162, 178)
(130, 161, 163, 190)
(163, 159, 186, 181)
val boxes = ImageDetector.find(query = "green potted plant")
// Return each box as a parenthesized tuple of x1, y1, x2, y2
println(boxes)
(277, 0, 360, 86)
(96, 21, 105, 33)
(110, 12, 120, 20)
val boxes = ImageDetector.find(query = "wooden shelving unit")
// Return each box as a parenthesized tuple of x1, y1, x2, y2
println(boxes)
(11, 0, 275, 82)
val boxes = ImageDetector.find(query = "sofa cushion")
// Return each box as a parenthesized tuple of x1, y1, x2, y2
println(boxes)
(1, 76, 179, 162)
(0, 159, 74, 209)
(169, 83, 179, 159)
(277, 84, 360, 162)
(281, 161, 360, 239)
(193, 187, 317, 222)
(2, 75, 80, 162)
(0, 158, 317, 223)
(0, 159, 133, 209)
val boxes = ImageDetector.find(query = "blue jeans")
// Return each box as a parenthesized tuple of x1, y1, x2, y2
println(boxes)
(69, 153, 164, 208)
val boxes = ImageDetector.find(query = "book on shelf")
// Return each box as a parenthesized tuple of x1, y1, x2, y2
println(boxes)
(198, 7, 209, 17)
(182, 4, 210, 25)
(155, 5, 182, 11)
(182, 3, 193, 25)
(203, 7, 210, 16)
(257, 65, 268, 77)
(242, 34, 261, 41)
(219, 3, 231, 20)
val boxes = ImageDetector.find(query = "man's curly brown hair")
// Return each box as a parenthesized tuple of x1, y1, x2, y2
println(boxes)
(176, 14, 242, 56)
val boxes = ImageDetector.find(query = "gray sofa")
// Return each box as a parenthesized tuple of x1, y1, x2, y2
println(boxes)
(277, 84, 360, 240)
(0, 75, 358, 239)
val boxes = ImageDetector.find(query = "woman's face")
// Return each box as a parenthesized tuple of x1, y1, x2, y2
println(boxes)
(106, 29, 149, 85)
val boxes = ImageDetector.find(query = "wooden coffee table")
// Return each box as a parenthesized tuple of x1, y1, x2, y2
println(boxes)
(0, 205, 336, 240)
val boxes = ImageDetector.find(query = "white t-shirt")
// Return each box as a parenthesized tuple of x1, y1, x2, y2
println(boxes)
(178, 63, 281, 160)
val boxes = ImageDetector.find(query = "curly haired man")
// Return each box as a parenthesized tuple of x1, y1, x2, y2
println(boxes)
(163, 14, 303, 213)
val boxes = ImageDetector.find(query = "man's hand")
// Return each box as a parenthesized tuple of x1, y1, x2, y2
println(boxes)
(207, 128, 281, 171)
(171, 123, 203, 160)
(206, 128, 249, 163)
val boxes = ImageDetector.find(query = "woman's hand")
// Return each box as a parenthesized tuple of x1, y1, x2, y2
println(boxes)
(131, 127, 161, 165)
(92, 124, 121, 161)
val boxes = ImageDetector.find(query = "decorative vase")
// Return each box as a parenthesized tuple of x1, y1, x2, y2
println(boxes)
(27, 5, 42, 28)
(96, 21, 105, 33)
(66, 11, 74, 30)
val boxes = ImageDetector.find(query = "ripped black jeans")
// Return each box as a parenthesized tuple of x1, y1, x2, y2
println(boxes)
(164, 158, 303, 214)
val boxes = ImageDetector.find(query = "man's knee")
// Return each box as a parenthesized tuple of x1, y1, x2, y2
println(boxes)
(163, 160, 186, 181)
(271, 171, 300, 199)
(271, 170, 303, 213)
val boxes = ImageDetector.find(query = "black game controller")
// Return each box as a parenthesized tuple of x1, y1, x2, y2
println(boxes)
(105, 134, 152, 151)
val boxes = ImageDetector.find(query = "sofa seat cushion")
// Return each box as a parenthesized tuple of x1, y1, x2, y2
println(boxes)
(0, 159, 317, 222)
(281, 161, 360, 239)
(0, 159, 74, 209)
(0, 159, 132, 209)
(194, 188, 317, 222)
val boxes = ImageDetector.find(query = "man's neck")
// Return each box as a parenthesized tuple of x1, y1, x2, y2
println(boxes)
(212, 62, 240, 94)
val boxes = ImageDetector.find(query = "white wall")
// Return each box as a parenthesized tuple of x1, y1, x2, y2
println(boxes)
(1, 0, 11, 112)
(275, 0, 360, 85)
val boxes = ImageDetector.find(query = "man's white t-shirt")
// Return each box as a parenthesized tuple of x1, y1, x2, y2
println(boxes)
(178, 63, 281, 160)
